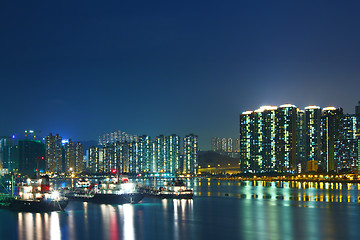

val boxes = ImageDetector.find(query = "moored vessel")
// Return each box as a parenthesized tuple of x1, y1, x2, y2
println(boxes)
(65, 176, 144, 204)
(2, 175, 68, 212)
(64, 178, 94, 201)
(142, 178, 193, 199)
(91, 177, 144, 204)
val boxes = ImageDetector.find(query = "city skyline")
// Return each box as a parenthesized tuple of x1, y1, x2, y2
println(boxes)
(1, 1, 360, 151)
(2, 2, 360, 239)
(2, 102, 360, 151)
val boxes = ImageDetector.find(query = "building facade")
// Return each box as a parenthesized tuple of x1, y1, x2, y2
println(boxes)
(183, 134, 198, 174)
(45, 133, 63, 173)
(87, 134, 194, 175)
(240, 103, 360, 173)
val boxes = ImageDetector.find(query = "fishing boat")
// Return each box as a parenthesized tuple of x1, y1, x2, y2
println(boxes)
(142, 178, 193, 199)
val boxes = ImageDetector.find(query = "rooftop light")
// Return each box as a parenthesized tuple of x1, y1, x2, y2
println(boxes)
(242, 111, 253, 115)
(323, 106, 337, 111)
(305, 105, 320, 110)
(280, 104, 296, 108)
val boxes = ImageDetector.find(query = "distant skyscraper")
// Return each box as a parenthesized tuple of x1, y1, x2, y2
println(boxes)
(211, 137, 217, 152)
(64, 140, 84, 173)
(98, 130, 138, 146)
(335, 114, 359, 173)
(277, 104, 298, 172)
(65, 140, 76, 173)
(24, 130, 39, 140)
(88, 146, 99, 173)
(355, 101, 360, 140)
(355, 101, 360, 115)
(296, 109, 306, 171)
(242, 106, 279, 172)
(18, 139, 45, 175)
(227, 138, 233, 152)
(45, 133, 63, 173)
(75, 142, 84, 172)
(167, 134, 180, 174)
(155, 135, 167, 173)
(183, 134, 198, 174)
(98, 147, 105, 173)
(234, 139, 240, 153)
(321, 107, 343, 172)
(221, 138, 227, 152)
(138, 135, 152, 172)
(304, 106, 322, 167)
(335, 139, 358, 173)
(0, 136, 13, 169)
(261, 106, 278, 171)
(9, 145, 19, 172)
(104, 144, 115, 173)
(240, 111, 254, 172)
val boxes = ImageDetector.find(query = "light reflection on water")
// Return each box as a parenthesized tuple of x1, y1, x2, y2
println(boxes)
(197, 179, 360, 203)
(122, 204, 135, 240)
(2, 179, 360, 239)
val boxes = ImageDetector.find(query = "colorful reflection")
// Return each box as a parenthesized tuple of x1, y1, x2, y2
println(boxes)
(17, 212, 61, 240)
(197, 179, 360, 203)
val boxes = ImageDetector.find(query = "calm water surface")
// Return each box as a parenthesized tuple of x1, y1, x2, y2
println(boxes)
(1, 178, 359, 240)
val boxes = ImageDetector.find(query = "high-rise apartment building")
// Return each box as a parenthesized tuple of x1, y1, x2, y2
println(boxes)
(183, 134, 198, 174)
(138, 135, 152, 172)
(155, 135, 167, 173)
(75, 142, 84, 172)
(334, 114, 359, 173)
(239, 111, 254, 172)
(240, 103, 360, 173)
(0, 136, 13, 169)
(296, 109, 306, 171)
(304, 106, 322, 167)
(45, 133, 63, 173)
(321, 107, 343, 172)
(261, 106, 278, 171)
(211, 137, 220, 152)
(98, 130, 138, 146)
(65, 139, 83, 173)
(88, 146, 99, 173)
(277, 104, 298, 172)
(356, 101, 360, 115)
(65, 140, 76, 173)
(212, 137, 240, 157)
(87, 134, 196, 175)
(167, 134, 180, 174)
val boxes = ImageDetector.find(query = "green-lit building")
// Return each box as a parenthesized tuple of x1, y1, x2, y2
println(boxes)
(183, 134, 198, 175)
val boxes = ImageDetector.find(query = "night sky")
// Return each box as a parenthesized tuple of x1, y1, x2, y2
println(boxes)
(1, 1, 360, 150)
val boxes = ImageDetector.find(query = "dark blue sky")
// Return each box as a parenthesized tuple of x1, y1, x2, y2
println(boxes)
(1, 1, 360, 150)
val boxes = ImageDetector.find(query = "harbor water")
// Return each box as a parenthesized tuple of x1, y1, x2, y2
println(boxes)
(1, 178, 359, 240)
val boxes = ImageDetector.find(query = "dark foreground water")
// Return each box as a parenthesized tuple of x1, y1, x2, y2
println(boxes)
(1, 179, 360, 240)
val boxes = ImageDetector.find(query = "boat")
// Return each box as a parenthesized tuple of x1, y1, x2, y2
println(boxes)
(65, 177, 144, 204)
(91, 177, 144, 204)
(64, 178, 94, 201)
(142, 178, 193, 199)
(1, 175, 68, 212)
